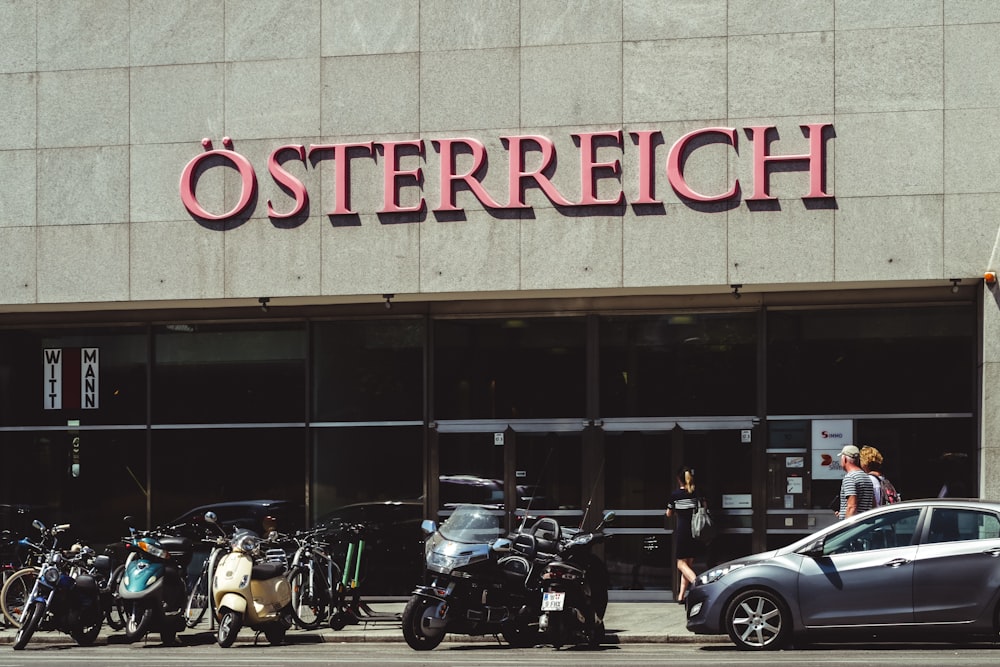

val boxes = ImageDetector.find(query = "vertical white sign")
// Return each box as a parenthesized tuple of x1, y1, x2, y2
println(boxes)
(811, 419, 854, 480)
(82, 347, 99, 409)
(44, 348, 62, 410)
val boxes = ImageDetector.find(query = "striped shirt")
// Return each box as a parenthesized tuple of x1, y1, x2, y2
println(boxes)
(839, 470, 875, 519)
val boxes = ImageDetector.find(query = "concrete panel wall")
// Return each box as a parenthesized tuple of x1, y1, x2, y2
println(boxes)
(0, 0, 995, 307)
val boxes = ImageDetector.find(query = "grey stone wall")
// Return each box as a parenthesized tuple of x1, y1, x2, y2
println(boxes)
(1, 0, 997, 307)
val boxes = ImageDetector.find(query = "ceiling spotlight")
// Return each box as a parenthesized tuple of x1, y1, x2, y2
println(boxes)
(383, 294, 394, 310)
(258, 297, 270, 312)
(950, 278, 960, 294)
(731, 284, 742, 299)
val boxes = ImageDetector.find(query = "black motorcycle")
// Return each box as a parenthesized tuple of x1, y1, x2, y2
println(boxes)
(12, 521, 104, 650)
(538, 511, 614, 648)
(402, 504, 550, 650)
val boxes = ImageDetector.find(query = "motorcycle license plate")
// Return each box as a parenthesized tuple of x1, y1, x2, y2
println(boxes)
(542, 591, 565, 611)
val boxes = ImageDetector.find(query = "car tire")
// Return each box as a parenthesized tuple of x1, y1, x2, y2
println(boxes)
(724, 589, 791, 651)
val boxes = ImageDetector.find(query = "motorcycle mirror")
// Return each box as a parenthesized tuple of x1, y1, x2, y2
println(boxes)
(420, 519, 437, 536)
(32, 519, 45, 531)
(204, 511, 218, 524)
(602, 511, 616, 523)
(491, 537, 513, 553)
(123, 515, 135, 525)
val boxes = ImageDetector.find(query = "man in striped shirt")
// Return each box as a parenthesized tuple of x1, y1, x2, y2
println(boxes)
(837, 445, 875, 519)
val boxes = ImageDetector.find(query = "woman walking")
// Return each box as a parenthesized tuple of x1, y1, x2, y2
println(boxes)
(666, 466, 702, 603)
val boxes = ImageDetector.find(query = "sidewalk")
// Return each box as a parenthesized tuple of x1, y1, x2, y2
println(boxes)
(0, 601, 726, 645)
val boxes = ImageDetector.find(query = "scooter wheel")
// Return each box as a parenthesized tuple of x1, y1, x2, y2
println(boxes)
(329, 612, 348, 631)
(124, 603, 154, 643)
(217, 609, 243, 648)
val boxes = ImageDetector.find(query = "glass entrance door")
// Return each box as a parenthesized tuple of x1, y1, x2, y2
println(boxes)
(601, 418, 756, 600)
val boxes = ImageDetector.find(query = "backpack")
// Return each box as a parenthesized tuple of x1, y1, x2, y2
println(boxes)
(879, 475, 901, 504)
(690, 500, 716, 543)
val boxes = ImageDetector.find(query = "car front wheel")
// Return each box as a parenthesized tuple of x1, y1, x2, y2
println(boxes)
(724, 589, 790, 651)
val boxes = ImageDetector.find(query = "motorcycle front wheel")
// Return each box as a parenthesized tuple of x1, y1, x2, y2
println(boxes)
(71, 616, 103, 646)
(401, 596, 445, 651)
(217, 609, 243, 648)
(123, 602, 154, 642)
(12, 600, 44, 650)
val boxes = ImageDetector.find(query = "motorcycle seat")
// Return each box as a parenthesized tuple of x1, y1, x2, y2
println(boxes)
(251, 562, 286, 580)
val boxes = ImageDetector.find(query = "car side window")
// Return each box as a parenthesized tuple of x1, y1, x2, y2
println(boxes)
(824, 509, 921, 555)
(926, 508, 1000, 543)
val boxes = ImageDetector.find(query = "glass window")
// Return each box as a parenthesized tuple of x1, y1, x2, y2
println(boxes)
(926, 508, 1000, 543)
(150, 428, 306, 529)
(438, 433, 505, 510)
(0, 327, 148, 427)
(768, 306, 975, 414)
(0, 429, 147, 544)
(599, 313, 757, 417)
(311, 426, 423, 519)
(824, 508, 921, 554)
(434, 317, 586, 419)
(313, 319, 424, 422)
(153, 323, 306, 424)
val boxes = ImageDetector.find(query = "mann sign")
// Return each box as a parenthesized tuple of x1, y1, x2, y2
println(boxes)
(43, 348, 99, 410)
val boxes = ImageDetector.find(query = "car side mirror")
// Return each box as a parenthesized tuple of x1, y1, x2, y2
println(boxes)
(420, 519, 437, 536)
(799, 537, 826, 559)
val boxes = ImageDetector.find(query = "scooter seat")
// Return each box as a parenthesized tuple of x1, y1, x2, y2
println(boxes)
(251, 562, 285, 580)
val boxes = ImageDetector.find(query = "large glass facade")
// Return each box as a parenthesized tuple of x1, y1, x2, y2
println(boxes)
(0, 299, 981, 597)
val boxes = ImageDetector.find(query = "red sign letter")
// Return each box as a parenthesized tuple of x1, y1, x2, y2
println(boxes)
(666, 127, 738, 202)
(503, 135, 574, 208)
(180, 140, 257, 220)
(574, 130, 624, 206)
(629, 130, 662, 205)
(308, 142, 374, 215)
(267, 144, 308, 219)
(433, 138, 503, 211)
(747, 123, 832, 200)
(377, 140, 425, 214)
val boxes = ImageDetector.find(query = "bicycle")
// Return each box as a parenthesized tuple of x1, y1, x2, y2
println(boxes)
(183, 532, 229, 629)
(285, 527, 343, 630)
(1, 530, 49, 628)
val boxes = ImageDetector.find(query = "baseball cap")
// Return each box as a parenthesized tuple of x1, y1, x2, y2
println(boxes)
(838, 445, 860, 459)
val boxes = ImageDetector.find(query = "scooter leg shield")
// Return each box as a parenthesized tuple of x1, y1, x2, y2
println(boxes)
(218, 593, 247, 616)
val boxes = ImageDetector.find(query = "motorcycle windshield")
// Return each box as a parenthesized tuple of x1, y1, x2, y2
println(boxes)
(438, 505, 504, 544)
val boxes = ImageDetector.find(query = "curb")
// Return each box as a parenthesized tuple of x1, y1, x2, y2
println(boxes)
(0, 629, 729, 646)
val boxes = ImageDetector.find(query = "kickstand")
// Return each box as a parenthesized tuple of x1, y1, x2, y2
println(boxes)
(493, 633, 503, 645)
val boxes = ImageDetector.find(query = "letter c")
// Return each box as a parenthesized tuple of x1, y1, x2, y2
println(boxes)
(180, 142, 257, 221)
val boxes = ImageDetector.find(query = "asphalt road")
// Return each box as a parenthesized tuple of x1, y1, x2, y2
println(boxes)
(4, 639, 1000, 667)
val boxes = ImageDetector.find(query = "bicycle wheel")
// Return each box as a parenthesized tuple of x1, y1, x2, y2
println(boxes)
(104, 564, 126, 631)
(1, 567, 38, 628)
(184, 567, 210, 628)
(289, 563, 327, 630)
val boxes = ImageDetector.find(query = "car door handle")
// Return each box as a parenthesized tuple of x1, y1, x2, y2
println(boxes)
(984, 547, 1000, 558)
(883, 558, 910, 568)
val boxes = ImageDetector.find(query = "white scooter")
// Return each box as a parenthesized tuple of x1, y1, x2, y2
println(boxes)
(204, 512, 292, 647)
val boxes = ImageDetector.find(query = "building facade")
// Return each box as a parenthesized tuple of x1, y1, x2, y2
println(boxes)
(1, 1, 999, 598)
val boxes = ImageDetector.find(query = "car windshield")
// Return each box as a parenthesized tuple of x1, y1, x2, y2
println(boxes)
(437, 504, 504, 544)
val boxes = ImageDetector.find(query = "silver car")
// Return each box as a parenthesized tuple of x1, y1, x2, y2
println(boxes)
(686, 498, 1000, 650)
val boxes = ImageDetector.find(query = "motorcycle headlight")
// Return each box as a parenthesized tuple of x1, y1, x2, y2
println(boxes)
(138, 540, 169, 560)
(233, 535, 258, 553)
(42, 565, 60, 585)
(697, 562, 746, 586)
(427, 550, 472, 574)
